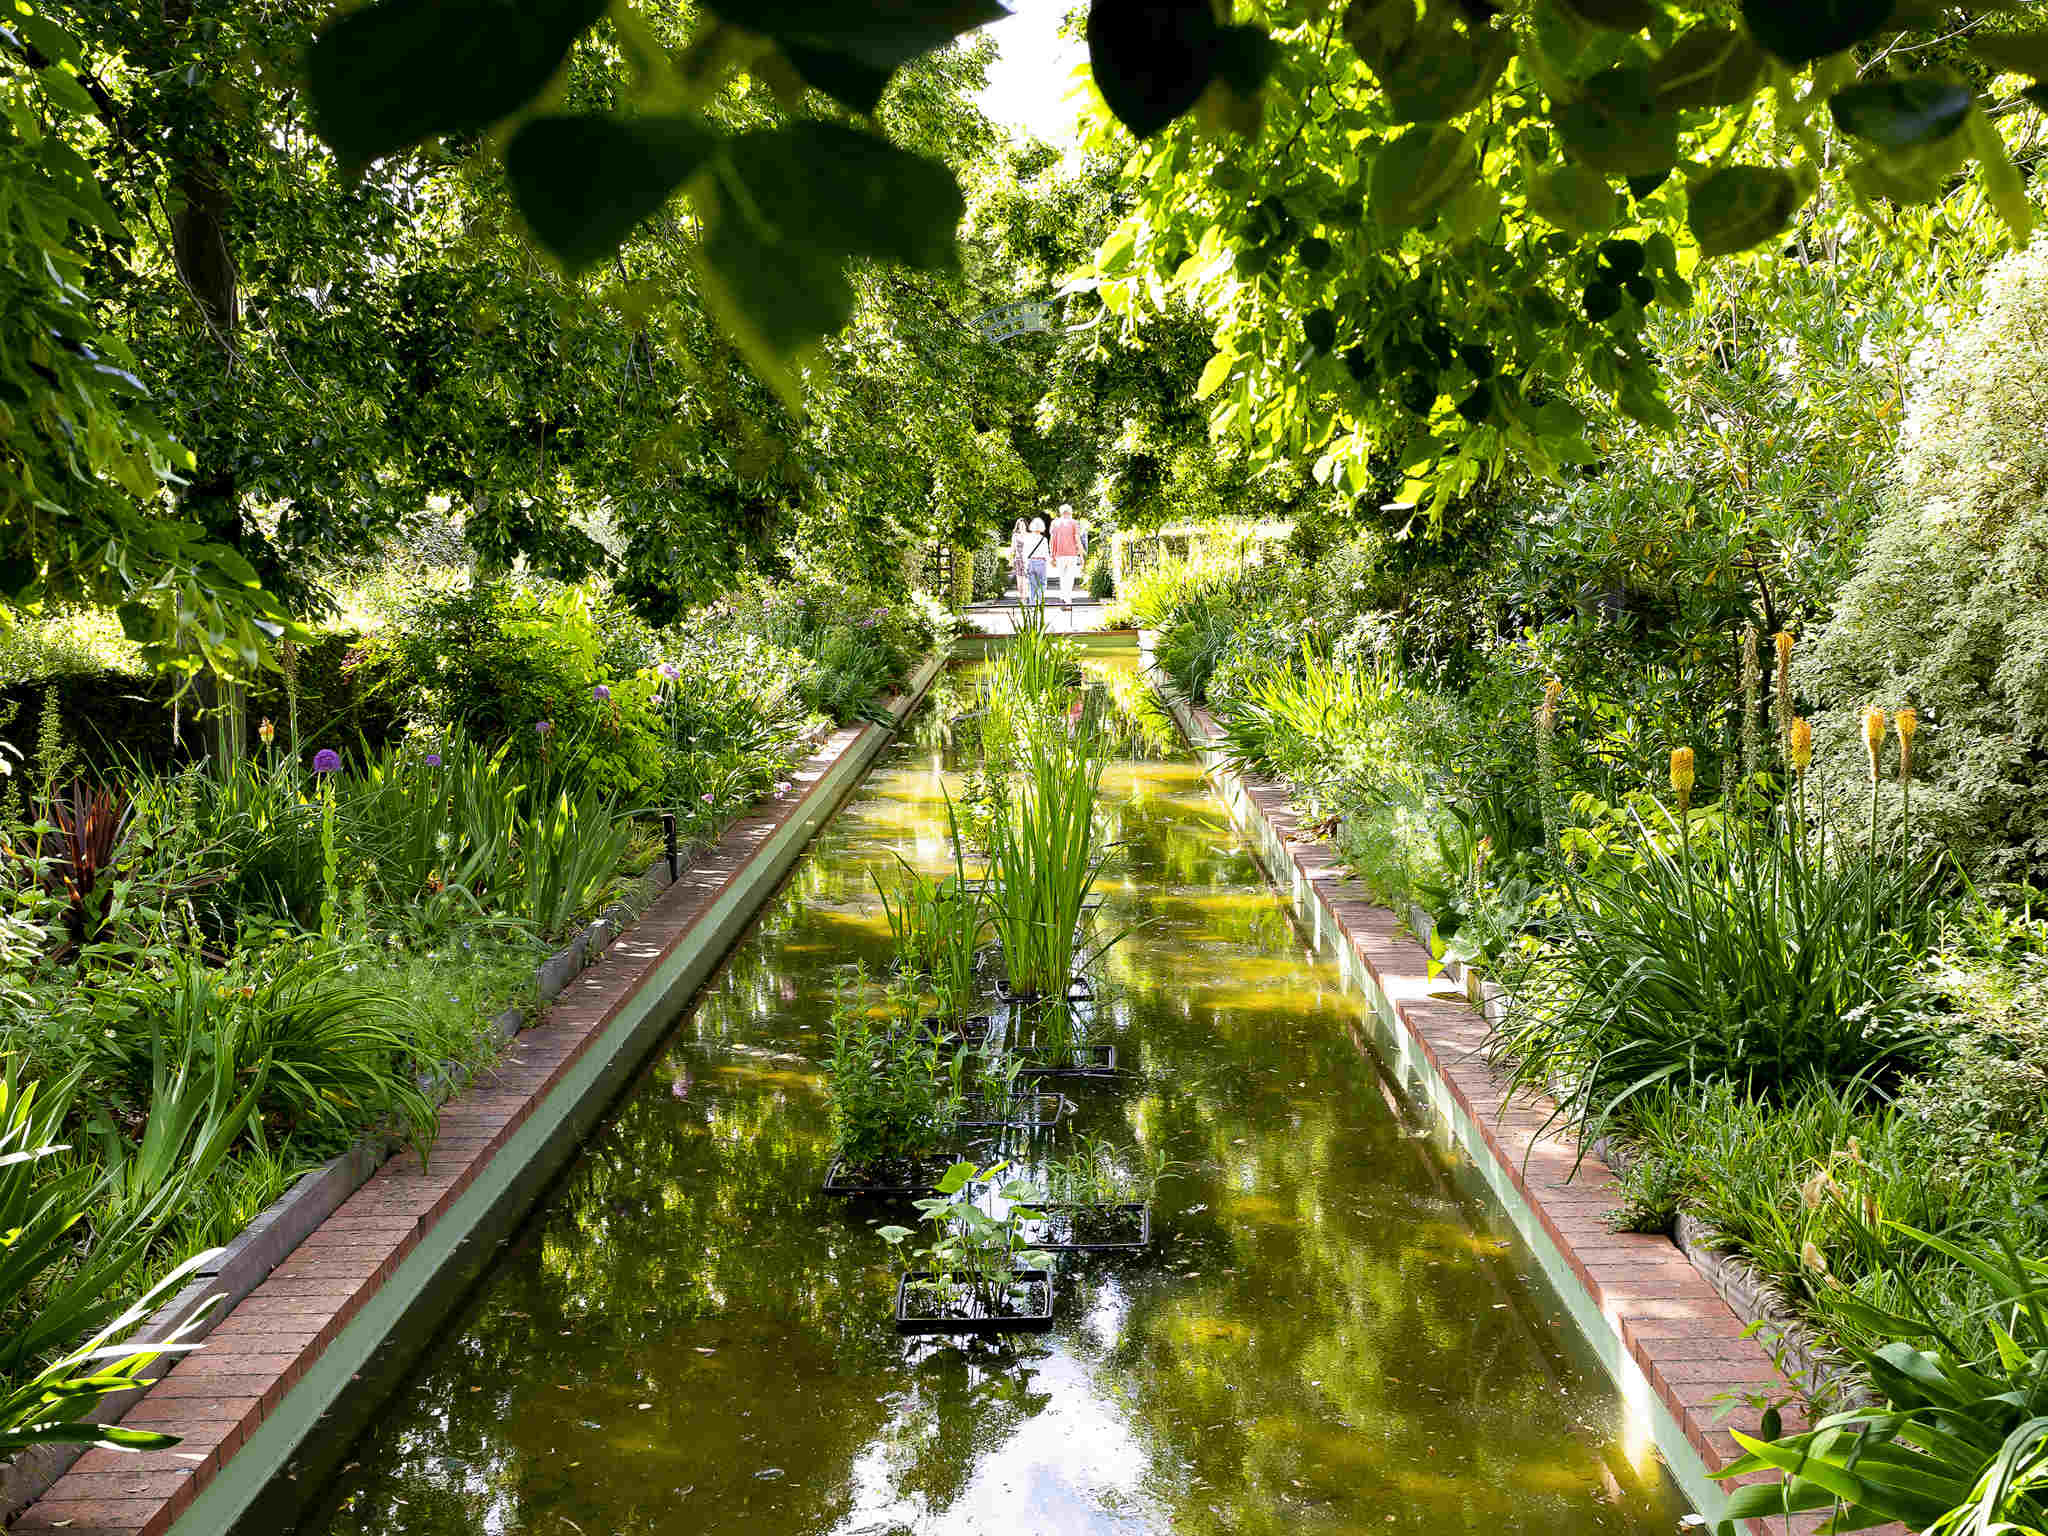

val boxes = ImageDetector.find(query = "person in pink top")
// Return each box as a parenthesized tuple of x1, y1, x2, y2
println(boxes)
(1048, 503, 1086, 604)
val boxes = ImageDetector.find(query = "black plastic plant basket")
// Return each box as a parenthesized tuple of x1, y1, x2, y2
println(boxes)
(1016, 1042, 1116, 1077)
(890, 1014, 996, 1053)
(1023, 1202, 1150, 1252)
(823, 1156, 951, 1197)
(894, 1268, 1056, 1335)
(956, 1091, 1069, 1130)
(994, 974, 1094, 1004)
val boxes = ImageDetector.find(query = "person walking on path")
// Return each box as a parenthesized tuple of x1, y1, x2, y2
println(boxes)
(1008, 518, 1029, 603)
(1020, 516, 1051, 610)
(1049, 503, 1085, 605)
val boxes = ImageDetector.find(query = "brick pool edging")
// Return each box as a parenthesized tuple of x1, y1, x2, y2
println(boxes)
(11, 654, 944, 1536)
(1141, 647, 1881, 1536)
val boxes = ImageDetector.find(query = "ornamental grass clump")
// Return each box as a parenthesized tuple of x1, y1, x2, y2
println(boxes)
(1495, 724, 1944, 1143)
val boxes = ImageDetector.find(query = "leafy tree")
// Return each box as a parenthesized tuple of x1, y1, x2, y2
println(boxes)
(1084, 0, 2047, 522)
(0, 11, 289, 674)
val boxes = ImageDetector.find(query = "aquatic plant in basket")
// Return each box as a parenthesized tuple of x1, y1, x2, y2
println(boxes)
(987, 730, 1127, 1000)
(823, 988, 966, 1194)
(872, 795, 987, 1023)
(879, 1160, 1055, 1334)
(1023, 1134, 1173, 1251)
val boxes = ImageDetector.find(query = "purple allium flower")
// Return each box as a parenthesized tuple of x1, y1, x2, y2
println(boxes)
(535, 719, 554, 736)
(594, 684, 611, 704)
(311, 748, 342, 775)
(657, 662, 679, 682)
(423, 753, 443, 768)
(701, 793, 715, 804)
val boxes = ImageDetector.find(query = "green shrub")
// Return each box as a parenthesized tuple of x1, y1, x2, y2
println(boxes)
(1804, 239, 2048, 882)
(357, 580, 669, 802)
(1719, 1224, 2048, 1536)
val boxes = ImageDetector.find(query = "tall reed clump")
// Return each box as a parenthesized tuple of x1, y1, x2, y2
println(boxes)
(987, 727, 1116, 999)
(1496, 688, 1943, 1142)
(873, 798, 987, 1023)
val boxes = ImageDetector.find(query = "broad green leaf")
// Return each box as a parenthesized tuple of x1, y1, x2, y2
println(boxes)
(779, 43, 893, 116)
(1096, 223, 1139, 274)
(1342, 0, 1415, 62)
(306, 0, 607, 166)
(934, 1160, 980, 1195)
(1967, 106, 2035, 245)
(706, 0, 1006, 73)
(1968, 30, 2048, 80)
(1087, 0, 1226, 139)
(1527, 162, 1619, 235)
(506, 115, 716, 272)
(1349, 0, 1511, 124)
(1648, 25, 1766, 111)
(725, 123, 962, 272)
(1846, 129, 1968, 205)
(36, 65, 97, 118)
(1443, 175, 1501, 241)
(1369, 122, 1475, 227)
(1211, 24, 1279, 97)
(1829, 78, 1972, 149)
(1741, 0, 1895, 67)
(1555, 67, 1680, 176)
(1195, 349, 1237, 399)
(1689, 164, 1808, 257)
(728, 0, 1006, 114)
(694, 124, 963, 399)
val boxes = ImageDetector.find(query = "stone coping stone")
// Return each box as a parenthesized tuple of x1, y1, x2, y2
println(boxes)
(1136, 642, 1893, 1536)
(7, 657, 941, 1536)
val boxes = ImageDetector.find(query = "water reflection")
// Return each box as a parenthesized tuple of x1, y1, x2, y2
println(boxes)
(296, 671, 1688, 1536)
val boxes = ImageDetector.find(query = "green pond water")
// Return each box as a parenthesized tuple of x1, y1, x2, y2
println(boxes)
(293, 688, 1689, 1536)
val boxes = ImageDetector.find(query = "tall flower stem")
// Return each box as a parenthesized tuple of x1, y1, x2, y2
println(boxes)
(319, 779, 339, 940)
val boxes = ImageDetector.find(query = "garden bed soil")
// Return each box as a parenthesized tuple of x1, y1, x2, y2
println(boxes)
(1022, 1202, 1150, 1252)
(894, 1268, 1056, 1335)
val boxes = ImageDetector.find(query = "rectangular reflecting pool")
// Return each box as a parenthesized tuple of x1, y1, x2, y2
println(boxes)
(285, 700, 1690, 1536)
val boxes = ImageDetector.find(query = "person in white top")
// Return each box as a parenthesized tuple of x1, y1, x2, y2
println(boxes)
(1048, 503, 1085, 604)
(1019, 517, 1051, 606)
